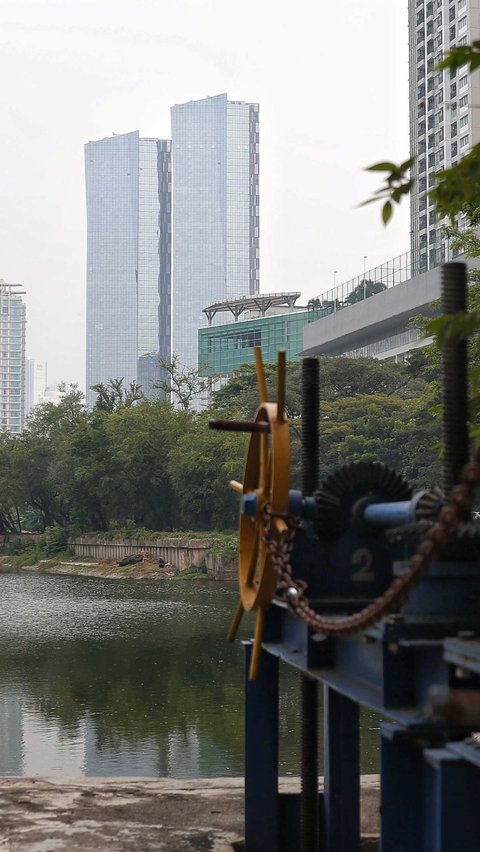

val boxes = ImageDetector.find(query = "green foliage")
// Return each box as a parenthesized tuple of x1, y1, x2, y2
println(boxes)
(90, 378, 144, 412)
(211, 356, 420, 417)
(154, 356, 211, 410)
(430, 146, 480, 222)
(209, 533, 238, 559)
(344, 279, 386, 306)
(44, 525, 70, 556)
(0, 354, 443, 535)
(8, 542, 44, 568)
(361, 158, 414, 224)
(438, 40, 480, 74)
(317, 393, 441, 488)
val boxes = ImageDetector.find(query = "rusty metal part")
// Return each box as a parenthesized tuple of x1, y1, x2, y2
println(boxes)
(264, 445, 480, 637)
(428, 686, 480, 726)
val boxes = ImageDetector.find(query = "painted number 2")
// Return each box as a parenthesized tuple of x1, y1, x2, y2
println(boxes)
(351, 548, 374, 582)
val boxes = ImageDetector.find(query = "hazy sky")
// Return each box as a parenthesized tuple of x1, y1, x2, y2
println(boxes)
(0, 0, 410, 390)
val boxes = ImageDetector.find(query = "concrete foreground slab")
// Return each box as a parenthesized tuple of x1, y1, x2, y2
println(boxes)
(0, 776, 380, 851)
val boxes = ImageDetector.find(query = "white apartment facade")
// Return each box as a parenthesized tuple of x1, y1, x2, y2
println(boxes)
(409, 0, 480, 274)
(0, 280, 26, 435)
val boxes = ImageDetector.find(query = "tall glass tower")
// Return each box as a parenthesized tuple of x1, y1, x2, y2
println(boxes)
(171, 94, 259, 371)
(85, 132, 171, 405)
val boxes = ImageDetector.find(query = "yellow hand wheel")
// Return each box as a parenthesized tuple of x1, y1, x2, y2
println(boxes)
(211, 347, 291, 679)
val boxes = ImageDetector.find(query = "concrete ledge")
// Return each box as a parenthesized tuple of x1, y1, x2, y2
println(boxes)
(0, 776, 380, 851)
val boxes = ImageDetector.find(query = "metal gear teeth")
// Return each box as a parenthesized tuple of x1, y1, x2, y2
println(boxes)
(440, 521, 480, 562)
(415, 486, 445, 522)
(315, 461, 411, 540)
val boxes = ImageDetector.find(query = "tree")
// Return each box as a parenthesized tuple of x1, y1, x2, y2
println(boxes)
(154, 356, 211, 410)
(91, 378, 144, 412)
(409, 213, 480, 441)
(167, 412, 247, 529)
(344, 279, 386, 306)
(211, 356, 423, 417)
(211, 361, 303, 419)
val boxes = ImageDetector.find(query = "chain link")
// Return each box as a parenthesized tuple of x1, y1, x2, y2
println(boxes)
(262, 447, 480, 637)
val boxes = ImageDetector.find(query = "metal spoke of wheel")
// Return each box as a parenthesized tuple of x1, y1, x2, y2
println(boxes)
(254, 346, 268, 404)
(227, 598, 245, 643)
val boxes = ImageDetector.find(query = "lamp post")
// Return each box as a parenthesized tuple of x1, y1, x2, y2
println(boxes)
(363, 256, 367, 299)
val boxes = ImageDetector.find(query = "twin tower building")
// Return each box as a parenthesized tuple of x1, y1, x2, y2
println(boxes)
(85, 93, 260, 406)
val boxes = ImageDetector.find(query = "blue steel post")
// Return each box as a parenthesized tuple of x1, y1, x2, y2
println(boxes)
(244, 641, 280, 852)
(323, 685, 360, 852)
(380, 725, 424, 852)
(424, 748, 480, 852)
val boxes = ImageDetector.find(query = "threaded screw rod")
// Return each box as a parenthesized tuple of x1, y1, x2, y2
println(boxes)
(301, 358, 320, 497)
(300, 357, 320, 852)
(441, 262, 470, 496)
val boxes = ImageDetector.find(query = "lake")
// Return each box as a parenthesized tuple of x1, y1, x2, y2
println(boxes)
(0, 574, 380, 776)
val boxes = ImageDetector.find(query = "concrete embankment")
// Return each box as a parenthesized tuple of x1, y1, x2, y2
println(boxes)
(0, 776, 380, 851)
(1, 558, 236, 582)
(0, 536, 238, 581)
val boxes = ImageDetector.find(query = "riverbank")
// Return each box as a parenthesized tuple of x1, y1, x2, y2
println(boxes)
(0, 556, 211, 581)
(0, 776, 380, 851)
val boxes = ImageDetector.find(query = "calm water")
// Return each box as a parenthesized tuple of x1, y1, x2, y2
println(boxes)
(0, 574, 380, 777)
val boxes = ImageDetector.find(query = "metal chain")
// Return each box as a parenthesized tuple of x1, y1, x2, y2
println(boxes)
(263, 446, 480, 638)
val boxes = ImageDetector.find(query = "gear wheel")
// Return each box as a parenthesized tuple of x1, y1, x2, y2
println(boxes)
(315, 461, 411, 540)
(415, 486, 445, 522)
(439, 521, 480, 562)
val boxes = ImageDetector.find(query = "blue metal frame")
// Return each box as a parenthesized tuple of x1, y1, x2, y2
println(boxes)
(243, 570, 480, 852)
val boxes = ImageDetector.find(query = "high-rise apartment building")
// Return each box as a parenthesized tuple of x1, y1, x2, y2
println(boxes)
(85, 131, 171, 405)
(24, 358, 47, 420)
(0, 280, 26, 435)
(409, 0, 480, 274)
(171, 93, 260, 371)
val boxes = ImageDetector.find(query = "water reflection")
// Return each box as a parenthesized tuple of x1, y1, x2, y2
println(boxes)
(0, 574, 380, 776)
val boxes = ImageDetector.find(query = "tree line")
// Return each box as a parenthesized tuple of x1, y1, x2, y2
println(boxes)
(0, 348, 452, 536)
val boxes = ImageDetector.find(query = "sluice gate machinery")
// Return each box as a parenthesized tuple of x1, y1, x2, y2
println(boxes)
(210, 262, 480, 852)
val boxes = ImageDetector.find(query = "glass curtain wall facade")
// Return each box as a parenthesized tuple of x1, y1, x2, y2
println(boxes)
(171, 94, 259, 373)
(409, 0, 480, 274)
(0, 281, 26, 434)
(198, 311, 307, 378)
(24, 358, 47, 420)
(85, 132, 171, 405)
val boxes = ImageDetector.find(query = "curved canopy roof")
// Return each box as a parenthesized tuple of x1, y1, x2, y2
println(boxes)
(202, 291, 301, 325)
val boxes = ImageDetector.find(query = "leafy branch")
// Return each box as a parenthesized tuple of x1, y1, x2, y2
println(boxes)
(360, 159, 414, 224)
(363, 40, 480, 225)
(437, 40, 480, 74)
(430, 145, 480, 221)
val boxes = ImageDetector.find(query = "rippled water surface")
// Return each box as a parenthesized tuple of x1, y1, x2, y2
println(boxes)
(0, 574, 380, 776)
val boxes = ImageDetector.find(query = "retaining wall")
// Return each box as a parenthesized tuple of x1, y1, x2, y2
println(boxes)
(70, 537, 237, 579)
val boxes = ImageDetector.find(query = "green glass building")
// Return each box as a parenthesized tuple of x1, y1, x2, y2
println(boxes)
(198, 309, 310, 378)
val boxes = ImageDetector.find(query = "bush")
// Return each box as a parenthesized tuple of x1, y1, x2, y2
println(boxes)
(209, 533, 238, 560)
(44, 526, 70, 556)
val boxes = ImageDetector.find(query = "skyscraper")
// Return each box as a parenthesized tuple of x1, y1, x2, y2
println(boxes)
(409, 0, 480, 274)
(85, 132, 171, 405)
(171, 93, 259, 371)
(24, 358, 47, 420)
(0, 280, 26, 435)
